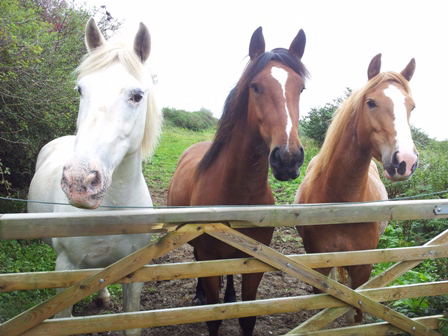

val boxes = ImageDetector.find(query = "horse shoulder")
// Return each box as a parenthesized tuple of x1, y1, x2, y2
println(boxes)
(368, 160, 389, 235)
(28, 136, 76, 213)
(167, 142, 212, 206)
(294, 155, 318, 204)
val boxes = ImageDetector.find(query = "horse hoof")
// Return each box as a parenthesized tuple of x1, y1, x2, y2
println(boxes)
(95, 297, 112, 309)
(192, 295, 206, 306)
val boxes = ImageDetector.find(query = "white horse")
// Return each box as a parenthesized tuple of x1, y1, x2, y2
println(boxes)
(27, 18, 162, 336)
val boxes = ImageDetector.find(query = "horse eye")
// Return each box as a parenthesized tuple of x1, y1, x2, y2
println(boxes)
(411, 105, 416, 111)
(367, 100, 376, 109)
(301, 86, 306, 93)
(77, 86, 82, 96)
(251, 83, 260, 94)
(131, 93, 143, 103)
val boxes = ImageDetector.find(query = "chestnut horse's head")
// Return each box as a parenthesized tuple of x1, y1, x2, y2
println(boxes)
(245, 27, 308, 181)
(358, 54, 418, 181)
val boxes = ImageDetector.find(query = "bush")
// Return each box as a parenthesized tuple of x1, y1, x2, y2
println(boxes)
(0, 0, 121, 191)
(162, 107, 217, 131)
(299, 89, 351, 145)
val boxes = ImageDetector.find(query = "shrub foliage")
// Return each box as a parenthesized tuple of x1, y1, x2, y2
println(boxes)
(162, 107, 217, 131)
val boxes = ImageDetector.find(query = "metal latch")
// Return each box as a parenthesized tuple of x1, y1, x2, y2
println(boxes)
(434, 205, 448, 215)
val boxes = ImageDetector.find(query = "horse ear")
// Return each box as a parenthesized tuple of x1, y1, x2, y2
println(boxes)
(249, 27, 265, 60)
(400, 58, 416, 82)
(134, 22, 151, 63)
(85, 18, 106, 52)
(368, 53, 382, 80)
(289, 29, 306, 60)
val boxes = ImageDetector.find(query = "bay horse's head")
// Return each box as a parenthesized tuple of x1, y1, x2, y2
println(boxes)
(358, 54, 418, 181)
(61, 19, 161, 209)
(245, 27, 308, 181)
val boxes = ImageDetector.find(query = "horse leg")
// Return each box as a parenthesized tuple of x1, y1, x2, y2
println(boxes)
(122, 282, 144, 336)
(96, 287, 111, 308)
(239, 272, 264, 336)
(346, 264, 373, 324)
(192, 248, 206, 305)
(54, 254, 74, 318)
(202, 276, 222, 336)
(224, 275, 236, 303)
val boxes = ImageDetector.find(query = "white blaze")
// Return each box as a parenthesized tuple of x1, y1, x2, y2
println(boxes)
(271, 67, 292, 149)
(383, 85, 414, 152)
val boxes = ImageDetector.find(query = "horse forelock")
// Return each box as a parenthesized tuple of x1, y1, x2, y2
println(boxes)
(196, 49, 309, 176)
(75, 42, 162, 160)
(305, 71, 412, 187)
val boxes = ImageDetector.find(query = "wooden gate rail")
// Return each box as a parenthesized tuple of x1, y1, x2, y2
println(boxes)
(287, 227, 448, 334)
(1, 199, 448, 240)
(0, 225, 204, 336)
(2, 243, 446, 292)
(18, 283, 448, 335)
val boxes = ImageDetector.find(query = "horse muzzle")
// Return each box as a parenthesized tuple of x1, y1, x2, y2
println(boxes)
(61, 161, 110, 209)
(269, 146, 305, 181)
(383, 150, 418, 181)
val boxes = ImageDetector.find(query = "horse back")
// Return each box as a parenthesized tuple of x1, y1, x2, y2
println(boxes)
(167, 142, 212, 206)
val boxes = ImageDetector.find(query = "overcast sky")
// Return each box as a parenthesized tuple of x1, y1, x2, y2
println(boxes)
(85, 0, 447, 140)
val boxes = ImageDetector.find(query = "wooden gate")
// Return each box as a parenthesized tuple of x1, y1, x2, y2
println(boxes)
(0, 199, 447, 335)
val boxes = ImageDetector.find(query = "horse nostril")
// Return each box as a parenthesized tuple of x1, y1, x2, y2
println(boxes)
(86, 170, 101, 189)
(270, 147, 283, 167)
(298, 147, 305, 167)
(392, 151, 400, 168)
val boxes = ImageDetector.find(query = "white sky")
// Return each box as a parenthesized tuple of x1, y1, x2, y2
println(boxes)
(85, 0, 447, 140)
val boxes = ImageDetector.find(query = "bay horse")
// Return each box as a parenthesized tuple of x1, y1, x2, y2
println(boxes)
(167, 27, 309, 336)
(27, 18, 162, 336)
(295, 53, 417, 323)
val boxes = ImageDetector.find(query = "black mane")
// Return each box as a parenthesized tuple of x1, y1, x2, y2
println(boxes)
(196, 48, 309, 176)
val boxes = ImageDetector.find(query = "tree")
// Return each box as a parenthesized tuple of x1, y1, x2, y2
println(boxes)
(0, 0, 121, 192)
(300, 88, 351, 146)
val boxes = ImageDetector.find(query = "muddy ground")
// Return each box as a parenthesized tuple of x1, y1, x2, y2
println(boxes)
(74, 190, 348, 335)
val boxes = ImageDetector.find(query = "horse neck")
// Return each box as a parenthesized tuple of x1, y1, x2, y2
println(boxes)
(218, 121, 271, 201)
(103, 150, 147, 206)
(319, 115, 373, 202)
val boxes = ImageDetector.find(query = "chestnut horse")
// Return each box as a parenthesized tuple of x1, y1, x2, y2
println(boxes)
(168, 27, 309, 335)
(295, 54, 418, 323)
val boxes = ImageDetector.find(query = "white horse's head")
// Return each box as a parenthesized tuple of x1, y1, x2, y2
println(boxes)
(61, 19, 162, 209)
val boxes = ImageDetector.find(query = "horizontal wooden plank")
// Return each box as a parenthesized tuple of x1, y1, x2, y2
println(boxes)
(293, 315, 443, 335)
(20, 283, 448, 335)
(1, 199, 447, 239)
(2, 244, 447, 292)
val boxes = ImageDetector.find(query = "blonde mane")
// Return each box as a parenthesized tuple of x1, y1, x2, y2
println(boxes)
(75, 42, 162, 159)
(305, 71, 412, 186)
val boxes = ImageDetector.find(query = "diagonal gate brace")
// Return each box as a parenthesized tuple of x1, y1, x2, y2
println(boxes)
(205, 223, 440, 336)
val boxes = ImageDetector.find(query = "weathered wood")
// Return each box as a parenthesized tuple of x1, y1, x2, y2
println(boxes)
(0, 224, 204, 336)
(20, 283, 448, 335)
(291, 315, 442, 335)
(205, 224, 439, 336)
(1, 199, 448, 239)
(2, 244, 447, 292)
(288, 228, 448, 334)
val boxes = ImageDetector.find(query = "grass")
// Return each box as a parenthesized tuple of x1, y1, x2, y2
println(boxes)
(143, 126, 215, 204)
